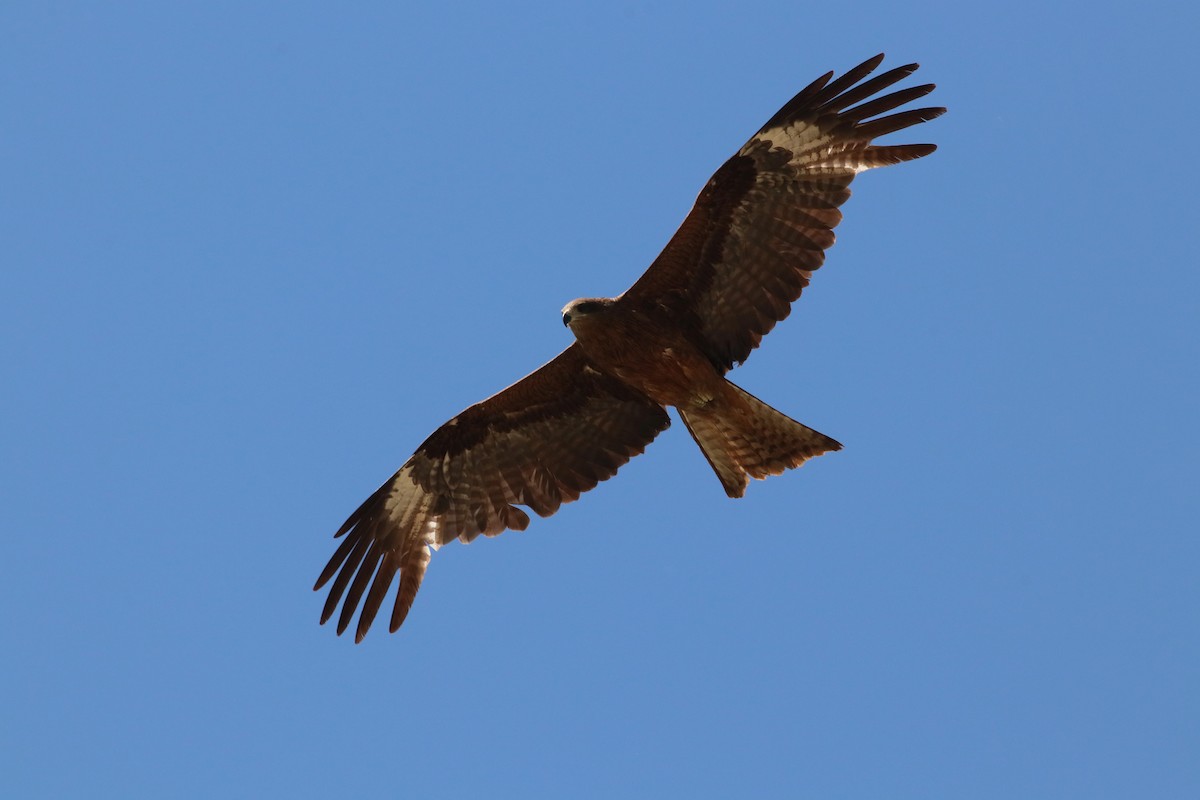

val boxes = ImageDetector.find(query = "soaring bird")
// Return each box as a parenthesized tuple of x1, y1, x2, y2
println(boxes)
(316, 54, 944, 641)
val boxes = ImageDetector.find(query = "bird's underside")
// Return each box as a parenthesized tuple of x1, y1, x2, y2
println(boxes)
(315, 54, 945, 641)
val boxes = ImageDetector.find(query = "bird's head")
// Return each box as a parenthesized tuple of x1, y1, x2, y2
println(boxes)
(561, 297, 615, 330)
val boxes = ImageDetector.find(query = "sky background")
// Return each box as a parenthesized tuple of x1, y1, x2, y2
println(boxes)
(3, 2, 1198, 797)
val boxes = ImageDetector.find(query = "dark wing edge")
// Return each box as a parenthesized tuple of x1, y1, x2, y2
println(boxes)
(621, 53, 946, 372)
(314, 344, 671, 642)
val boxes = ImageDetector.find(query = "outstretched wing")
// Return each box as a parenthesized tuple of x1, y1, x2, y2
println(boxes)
(621, 54, 945, 372)
(314, 344, 670, 641)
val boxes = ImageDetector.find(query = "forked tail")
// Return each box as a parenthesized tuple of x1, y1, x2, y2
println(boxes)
(679, 380, 842, 498)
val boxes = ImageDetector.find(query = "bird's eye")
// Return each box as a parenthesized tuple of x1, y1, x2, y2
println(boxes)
(576, 301, 601, 315)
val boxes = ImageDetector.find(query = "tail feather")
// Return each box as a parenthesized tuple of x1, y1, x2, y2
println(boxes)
(679, 380, 841, 498)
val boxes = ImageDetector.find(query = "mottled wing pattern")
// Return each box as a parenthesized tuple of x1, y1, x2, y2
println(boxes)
(314, 344, 670, 641)
(622, 54, 945, 372)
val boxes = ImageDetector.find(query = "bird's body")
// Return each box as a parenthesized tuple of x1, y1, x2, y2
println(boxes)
(316, 54, 945, 640)
(563, 298, 720, 407)
(563, 296, 840, 498)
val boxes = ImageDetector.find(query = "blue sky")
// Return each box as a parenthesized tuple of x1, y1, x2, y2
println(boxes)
(4, 2, 1197, 797)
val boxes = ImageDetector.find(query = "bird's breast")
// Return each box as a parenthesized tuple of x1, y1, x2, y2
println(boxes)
(570, 309, 721, 407)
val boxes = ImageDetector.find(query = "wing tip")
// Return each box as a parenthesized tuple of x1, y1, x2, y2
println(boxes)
(861, 52, 886, 69)
(758, 54, 943, 140)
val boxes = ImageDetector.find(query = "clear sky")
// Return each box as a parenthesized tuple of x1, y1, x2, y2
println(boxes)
(4, 2, 1197, 797)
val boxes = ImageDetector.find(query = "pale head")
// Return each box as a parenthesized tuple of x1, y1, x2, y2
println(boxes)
(561, 297, 615, 329)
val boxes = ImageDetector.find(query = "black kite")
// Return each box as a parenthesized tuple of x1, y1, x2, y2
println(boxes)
(316, 54, 944, 640)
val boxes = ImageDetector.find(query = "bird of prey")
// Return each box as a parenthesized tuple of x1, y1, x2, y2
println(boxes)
(316, 54, 944, 641)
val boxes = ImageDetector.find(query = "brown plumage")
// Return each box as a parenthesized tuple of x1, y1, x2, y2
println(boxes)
(316, 54, 945, 640)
